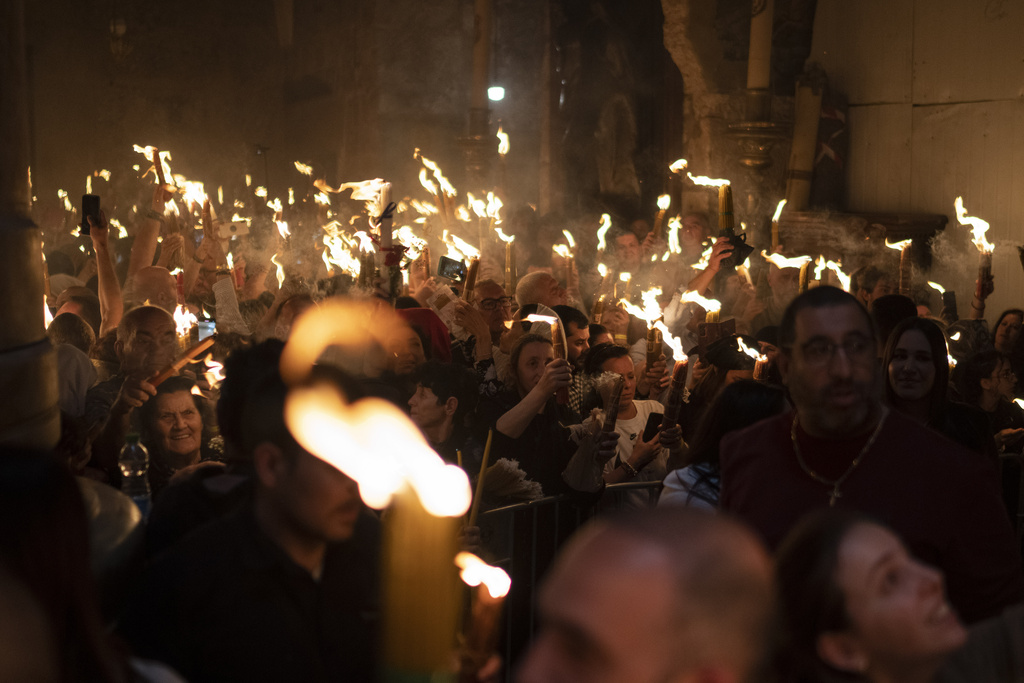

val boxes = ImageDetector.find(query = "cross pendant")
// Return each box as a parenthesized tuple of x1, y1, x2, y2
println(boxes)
(829, 488, 841, 507)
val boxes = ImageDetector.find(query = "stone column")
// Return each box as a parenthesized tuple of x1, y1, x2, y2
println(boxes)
(0, 0, 59, 450)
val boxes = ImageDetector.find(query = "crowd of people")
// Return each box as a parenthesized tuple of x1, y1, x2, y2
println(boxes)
(14, 168, 1024, 683)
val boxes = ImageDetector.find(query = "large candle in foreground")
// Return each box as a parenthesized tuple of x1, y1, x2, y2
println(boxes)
(456, 553, 511, 683)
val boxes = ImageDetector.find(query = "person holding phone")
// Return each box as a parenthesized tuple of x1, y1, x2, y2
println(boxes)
(580, 344, 682, 507)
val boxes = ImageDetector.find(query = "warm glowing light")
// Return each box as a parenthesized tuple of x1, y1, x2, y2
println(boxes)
(487, 86, 505, 101)
(294, 161, 313, 176)
(354, 231, 375, 253)
(57, 189, 73, 212)
(173, 304, 198, 338)
(494, 227, 515, 243)
(271, 253, 285, 289)
(288, 188, 295, 205)
(680, 290, 722, 312)
(468, 193, 487, 218)
(737, 337, 766, 362)
(415, 151, 456, 197)
(455, 552, 511, 599)
(824, 260, 851, 291)
(596, 213, 612, 251)
(314, 192, 331, 206)
(1014, 399, 1024, 412)
(486, 192, 503, 220)
(245, 174, 252, 187)
(44, 296, 53, 329)
(657, 194, 671, 211)
(562, 230, 576, 249)
(276, 220, 291, 239)
(619, 287, 663, 324)
(772, 199, 787, 223)
(597, 263, 608, 278)
(619, 272, 631, 283)
(669, 159, 687, 174)
(201, 353, 225, 387)
(456, 206, 471, 222)
(667, 217, 682, 254)
(928, 281, 946, 294)
(761, 250, 813, 270)
(885, 238, 913, 251)
(687, 173, 730, 188)
(524, 314, 558, 325)
(654, 320, 685, 362)
(255, 186, 268, 198)
(445, 230, 481, 259)
(692, 242, 715, 270)
(110, 218, 127, 239)
(96, 169, 111, 181)
(954, 196, 995, 254)
(813, 255, 827, 281)
(951, 332, 961, 341)
(552, 244, 571, 259)
(496, 127, 510, 156)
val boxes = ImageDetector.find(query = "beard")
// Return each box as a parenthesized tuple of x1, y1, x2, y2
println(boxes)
(788, 368, 883, 438)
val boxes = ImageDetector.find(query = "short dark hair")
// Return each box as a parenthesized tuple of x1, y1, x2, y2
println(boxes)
(63, 295, 102, 335)
(218, 340, 286, 458)
(871, 294, 917, 346)
(779, 286, 875, 350)
(553, 305, 589, 332)
(47, 312, 95, 354)
(414, 361, 478, 422)
(955, 349, 1005, 406)
(583, 342, 629, 377)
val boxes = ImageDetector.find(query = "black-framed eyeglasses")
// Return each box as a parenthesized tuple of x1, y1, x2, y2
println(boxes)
(794, 334, 874, 366)
(479, 297, 513, 311)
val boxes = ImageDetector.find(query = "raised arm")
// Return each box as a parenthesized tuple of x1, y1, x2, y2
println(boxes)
(128, 185, 172, 280)
(89, 213, 124, 336)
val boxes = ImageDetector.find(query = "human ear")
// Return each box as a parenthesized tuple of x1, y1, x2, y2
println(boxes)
(817, 632, 869, 674)
(253, 442, 288, 489)
(444, 396, 458, 417)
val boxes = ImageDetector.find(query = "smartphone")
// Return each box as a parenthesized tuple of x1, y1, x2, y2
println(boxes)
(642, 412, 664, 442)
(197, 321, 216, 341)
(217, 220, 250, 240)
(81, 194, 100, 236)
(438, 255, 467, 282)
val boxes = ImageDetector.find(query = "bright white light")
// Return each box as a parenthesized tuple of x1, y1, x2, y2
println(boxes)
(488, 86, 505, 102)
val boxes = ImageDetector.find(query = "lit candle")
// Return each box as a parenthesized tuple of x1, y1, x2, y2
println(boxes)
(646, 326, 663, 370)
(771, 199, 786, 252)
(455, 553, 511, 683)
(660, 359, 689, 430)
(653, 194, 670, 240)
(462, 257, 480, 302)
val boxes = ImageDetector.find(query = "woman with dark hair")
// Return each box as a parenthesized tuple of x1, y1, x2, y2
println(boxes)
(775, 510, 968, 683)
(992, 309, 1023, 357)
(138, 376, 217, 499)
(883, 317, 996, 463)
(660, 380, 787, 509)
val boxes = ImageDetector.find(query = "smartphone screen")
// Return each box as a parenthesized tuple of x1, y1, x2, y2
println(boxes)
(642, 412, 664, 442)
(81, 194, 100, 236)
(438, 255, 467, 282)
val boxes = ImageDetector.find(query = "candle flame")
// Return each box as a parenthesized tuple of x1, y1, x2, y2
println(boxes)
(667, 217, 682, 254)
(951, 331, 961, 341)
(486, 192, 503, 220)
(414, 150, 457, 197)
(271, 253, 285, 289)
(44, 296, 53, 329)
(294, 161, 313, 176)
(824, 260, 851, 291)
(954, 196, 995, 254)
(597, 263, 608, 277)
(445, 231, 481, 259)
(496, 127, 510, 157)
(552, 244, 571, 259)
(692, 242, 715, 270)
(58, 189, 73, 212)
(772, 199, 787, 223)
(455, 552, 511, 599)
(928, 281, 946, 294)
(619, 272, 631, 282)
(524, 314, 558, 325)
(173, 304, 198, 338)
(468, 193, 487, 218)
(201, 353, 225, 387)
(418, 169, 438, 196)
(657, 194, 671, 211)
(1014, 398, 1024, 411)
(761, 250, 813, 270)
(885, 238, 913, 251)
(276, 220, 291, 239)
(653, 320, 686, 362)
(680, 290, 722, 312)
(494, 226, 515, 243)
(619, 286, 663, 325)
(190, 385, 204, 397)
(814, 255, 827, 281)
(255, 186, 268, 198)
(226, 253, 234, 270)
(669, 159, 687, 174)
(687, 173, 730, 188)
(110, 218, 127, 239)
(737, 337, 766, 362)
(562, 230, 576, 249)
(354, 231, 375, 253)
(596, 214, 612, 251)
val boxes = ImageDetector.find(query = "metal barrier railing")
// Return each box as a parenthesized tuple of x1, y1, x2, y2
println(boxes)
(478, 481, 663, 680)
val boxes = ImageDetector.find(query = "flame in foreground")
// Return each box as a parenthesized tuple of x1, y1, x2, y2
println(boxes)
(687, 173, 730, 188)
(173, 304, 198, 338)
(954, 196, 995, 254)
(951, 331, 961, 341)
(619, 286, 662, 325)
(928, 281, 946, 294)
(455, 552, 511, 598)
(44, 296, 53, 329)
(885, 238, 913, 251)
(680, 290, 722, 312)
(772, 199, 787, 222)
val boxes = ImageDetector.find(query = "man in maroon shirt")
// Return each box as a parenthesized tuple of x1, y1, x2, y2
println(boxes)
(720, 286, 1024, 623)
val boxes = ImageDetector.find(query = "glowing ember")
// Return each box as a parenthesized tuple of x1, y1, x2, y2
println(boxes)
(954, 196, 995, 254)
(496, 127, 510, 157)
(669, 159, 687, 174)
(562, 230, 576, 249)
(928, 281, 946, 294)
(455, 552, 511, 598)
(761, 251, 813, 270)
(596, 213, 612, 251)
(657, 194, 671, 211)
(294, 161, 313, 176)
(687, 173, 730, 188)
(173, 304, 198, 338)
(680, 290, 722, 312)
(885, 238, 913, 251)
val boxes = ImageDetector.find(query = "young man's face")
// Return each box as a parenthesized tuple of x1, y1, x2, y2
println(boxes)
(565, 322, 590, 365)
(614, 234, 641, 271)
(274, 450, 363, 545)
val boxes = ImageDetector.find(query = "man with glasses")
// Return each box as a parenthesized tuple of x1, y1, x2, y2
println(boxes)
(450, 280, 513, 389)
(719, 286, 1023, 624)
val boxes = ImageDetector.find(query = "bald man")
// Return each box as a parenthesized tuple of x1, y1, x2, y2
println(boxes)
(515, 271, 568, 309)
(518, 508, 773, 683)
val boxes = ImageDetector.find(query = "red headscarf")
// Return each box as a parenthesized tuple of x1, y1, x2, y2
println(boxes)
(395, 308, 452, 363)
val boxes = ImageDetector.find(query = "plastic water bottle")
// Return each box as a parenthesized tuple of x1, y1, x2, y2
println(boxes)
(119, 433, 151, 519)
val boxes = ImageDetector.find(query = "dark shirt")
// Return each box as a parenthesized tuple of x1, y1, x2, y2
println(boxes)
(121, 507, 380, 683)
(720, 409, 1024, 624)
